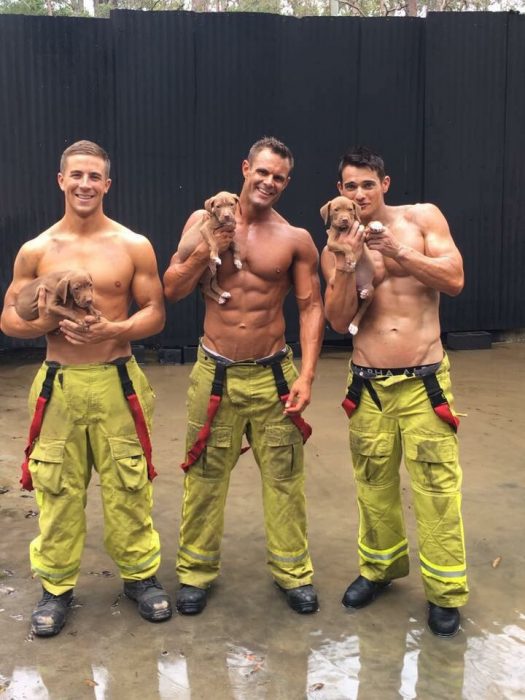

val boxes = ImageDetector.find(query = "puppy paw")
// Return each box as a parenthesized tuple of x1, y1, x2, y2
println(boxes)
(213, 256, 222, 266)
(234, 260, 243, 270)
(348, 323, 359, 336)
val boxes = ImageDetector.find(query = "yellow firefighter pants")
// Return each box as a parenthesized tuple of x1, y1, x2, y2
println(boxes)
(347, 355, 468, 607)
(27, 358, 161, 595)
(176, 346, 313, 590)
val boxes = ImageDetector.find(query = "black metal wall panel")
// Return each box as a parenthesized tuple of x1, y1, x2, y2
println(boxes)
(110, 10, 198, 347)
(500, 13, 525, 326)
(424, 12, 508, 331)
(0, 15, 114, 348)
(260, 15, 362, 340)
(357, 17, 424, 206)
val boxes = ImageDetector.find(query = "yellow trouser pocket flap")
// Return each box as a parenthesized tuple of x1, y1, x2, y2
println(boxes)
(350, 431, 395, 457)
(405, 434, 457, 463)
(264, 423, 302, 480)
(187, 422, 232, 449)
(265, 424, 302, 447)
(29, 439, 66, 495)
(109, 435, 148, 491)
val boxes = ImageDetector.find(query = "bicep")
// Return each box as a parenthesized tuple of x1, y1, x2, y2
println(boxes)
(293, 240, 322, 305)
(421, 207, 462, 264)
(130, 240, 164, 308)
(4, 247, 39, 300)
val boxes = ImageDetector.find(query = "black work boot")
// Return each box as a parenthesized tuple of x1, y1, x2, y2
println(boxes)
(277, 584, 319, 614)
(31, 588, 74, 637)
(342, 575, 391, 609)
(428, 603, 460, 637)
(123, 576, 172, 622)
(175, 585, 208, 615)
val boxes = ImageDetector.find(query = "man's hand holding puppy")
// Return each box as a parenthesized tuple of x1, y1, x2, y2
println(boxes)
(332, 220, 367, 273)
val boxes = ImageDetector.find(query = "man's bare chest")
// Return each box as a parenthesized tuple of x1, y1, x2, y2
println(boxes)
(220, 230, 294, 284)
(37, 240, 134, 294)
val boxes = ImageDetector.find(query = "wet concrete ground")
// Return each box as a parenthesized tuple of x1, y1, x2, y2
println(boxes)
(0, 344, 524, 700)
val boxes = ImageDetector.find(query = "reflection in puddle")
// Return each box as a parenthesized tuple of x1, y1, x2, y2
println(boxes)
(2, 622, 524, 699)
(3, 667, 49, 699)
(306, 635, 360, 699)
(158, 656, 190, 699)
(304, 621, 525, 700)
(226, 643, 268, 700)
(465, 625, 525, 700)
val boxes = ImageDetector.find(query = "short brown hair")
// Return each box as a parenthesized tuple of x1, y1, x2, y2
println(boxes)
(60, 140, 111, 178)
(247, 136, 294, 173)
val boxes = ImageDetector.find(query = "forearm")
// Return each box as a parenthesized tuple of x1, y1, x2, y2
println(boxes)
(0, 307, 53, 339)
(324, 266, 359, 334)
(107, 303, 165, 343)
(163, 247, 210, 303)
(298, 301, 325, 382)
(393, 246, 464, 296)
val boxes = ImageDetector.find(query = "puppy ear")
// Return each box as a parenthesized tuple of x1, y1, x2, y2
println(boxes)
(204, 197, 215, 213)
(320, 202, 331, 227)
(55, 276, 70, 304)
(353, 201, 362, 223)
(234, 195, 242, 216)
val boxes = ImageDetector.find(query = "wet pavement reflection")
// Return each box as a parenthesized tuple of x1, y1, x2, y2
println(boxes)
(1, 346, 524, 699)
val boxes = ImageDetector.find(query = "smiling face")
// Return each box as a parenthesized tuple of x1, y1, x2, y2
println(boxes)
(58, 154, 112, 218)
(241, 148, 291, 210)
(337, 165, 390, 222)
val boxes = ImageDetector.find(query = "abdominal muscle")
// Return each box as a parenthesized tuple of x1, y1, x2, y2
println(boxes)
(352, 275, 444, 368)
(202, 272, 289, 361)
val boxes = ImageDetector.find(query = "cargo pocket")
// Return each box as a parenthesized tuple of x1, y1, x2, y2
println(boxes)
(350, 431, 396, 484)
(264, 423, 302, 481)
(29, 439, 66, 495)
(109, 435, 148, 492)
(186, 421, 232, 480)
(404, 433, 459, 490)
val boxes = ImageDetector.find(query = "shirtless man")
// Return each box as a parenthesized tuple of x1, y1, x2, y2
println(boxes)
(164, 137, 324, 616)
(322, 146, 468, 637)
(0, 140, 172, 636)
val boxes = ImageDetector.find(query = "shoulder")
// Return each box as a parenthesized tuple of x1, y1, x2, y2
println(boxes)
(403, 202, 447, 229)
(15, 227, 55, 263)
(288, 224, 318, 254)
(107, 219, 155, 249)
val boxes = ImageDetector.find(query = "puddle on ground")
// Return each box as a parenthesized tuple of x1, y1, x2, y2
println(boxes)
(3, 618, 523, 699)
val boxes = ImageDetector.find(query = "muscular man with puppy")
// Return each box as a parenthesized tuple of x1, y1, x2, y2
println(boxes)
(1, 140, 172, 636)
(322, 146, 468, 637)
(164, 137, 324, 615)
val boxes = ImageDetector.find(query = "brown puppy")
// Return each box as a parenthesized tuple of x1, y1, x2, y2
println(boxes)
(15, 269, 101, 325)
(177, 191, 241, 304)
(320, 196, 380, 335)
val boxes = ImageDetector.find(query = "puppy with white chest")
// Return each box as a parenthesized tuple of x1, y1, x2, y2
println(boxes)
(320, 196, 383, 335)
(15, 269, 101, 326)
(177, 191, 241, 304)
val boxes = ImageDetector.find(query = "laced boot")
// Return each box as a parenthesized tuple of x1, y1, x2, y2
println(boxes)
(31, 588, 74, 637)
(124, 576, 172, 622)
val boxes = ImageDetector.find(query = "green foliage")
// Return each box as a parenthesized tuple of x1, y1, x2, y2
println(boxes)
(1, 0, 523, 18)
(0, 0, 71, 13)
